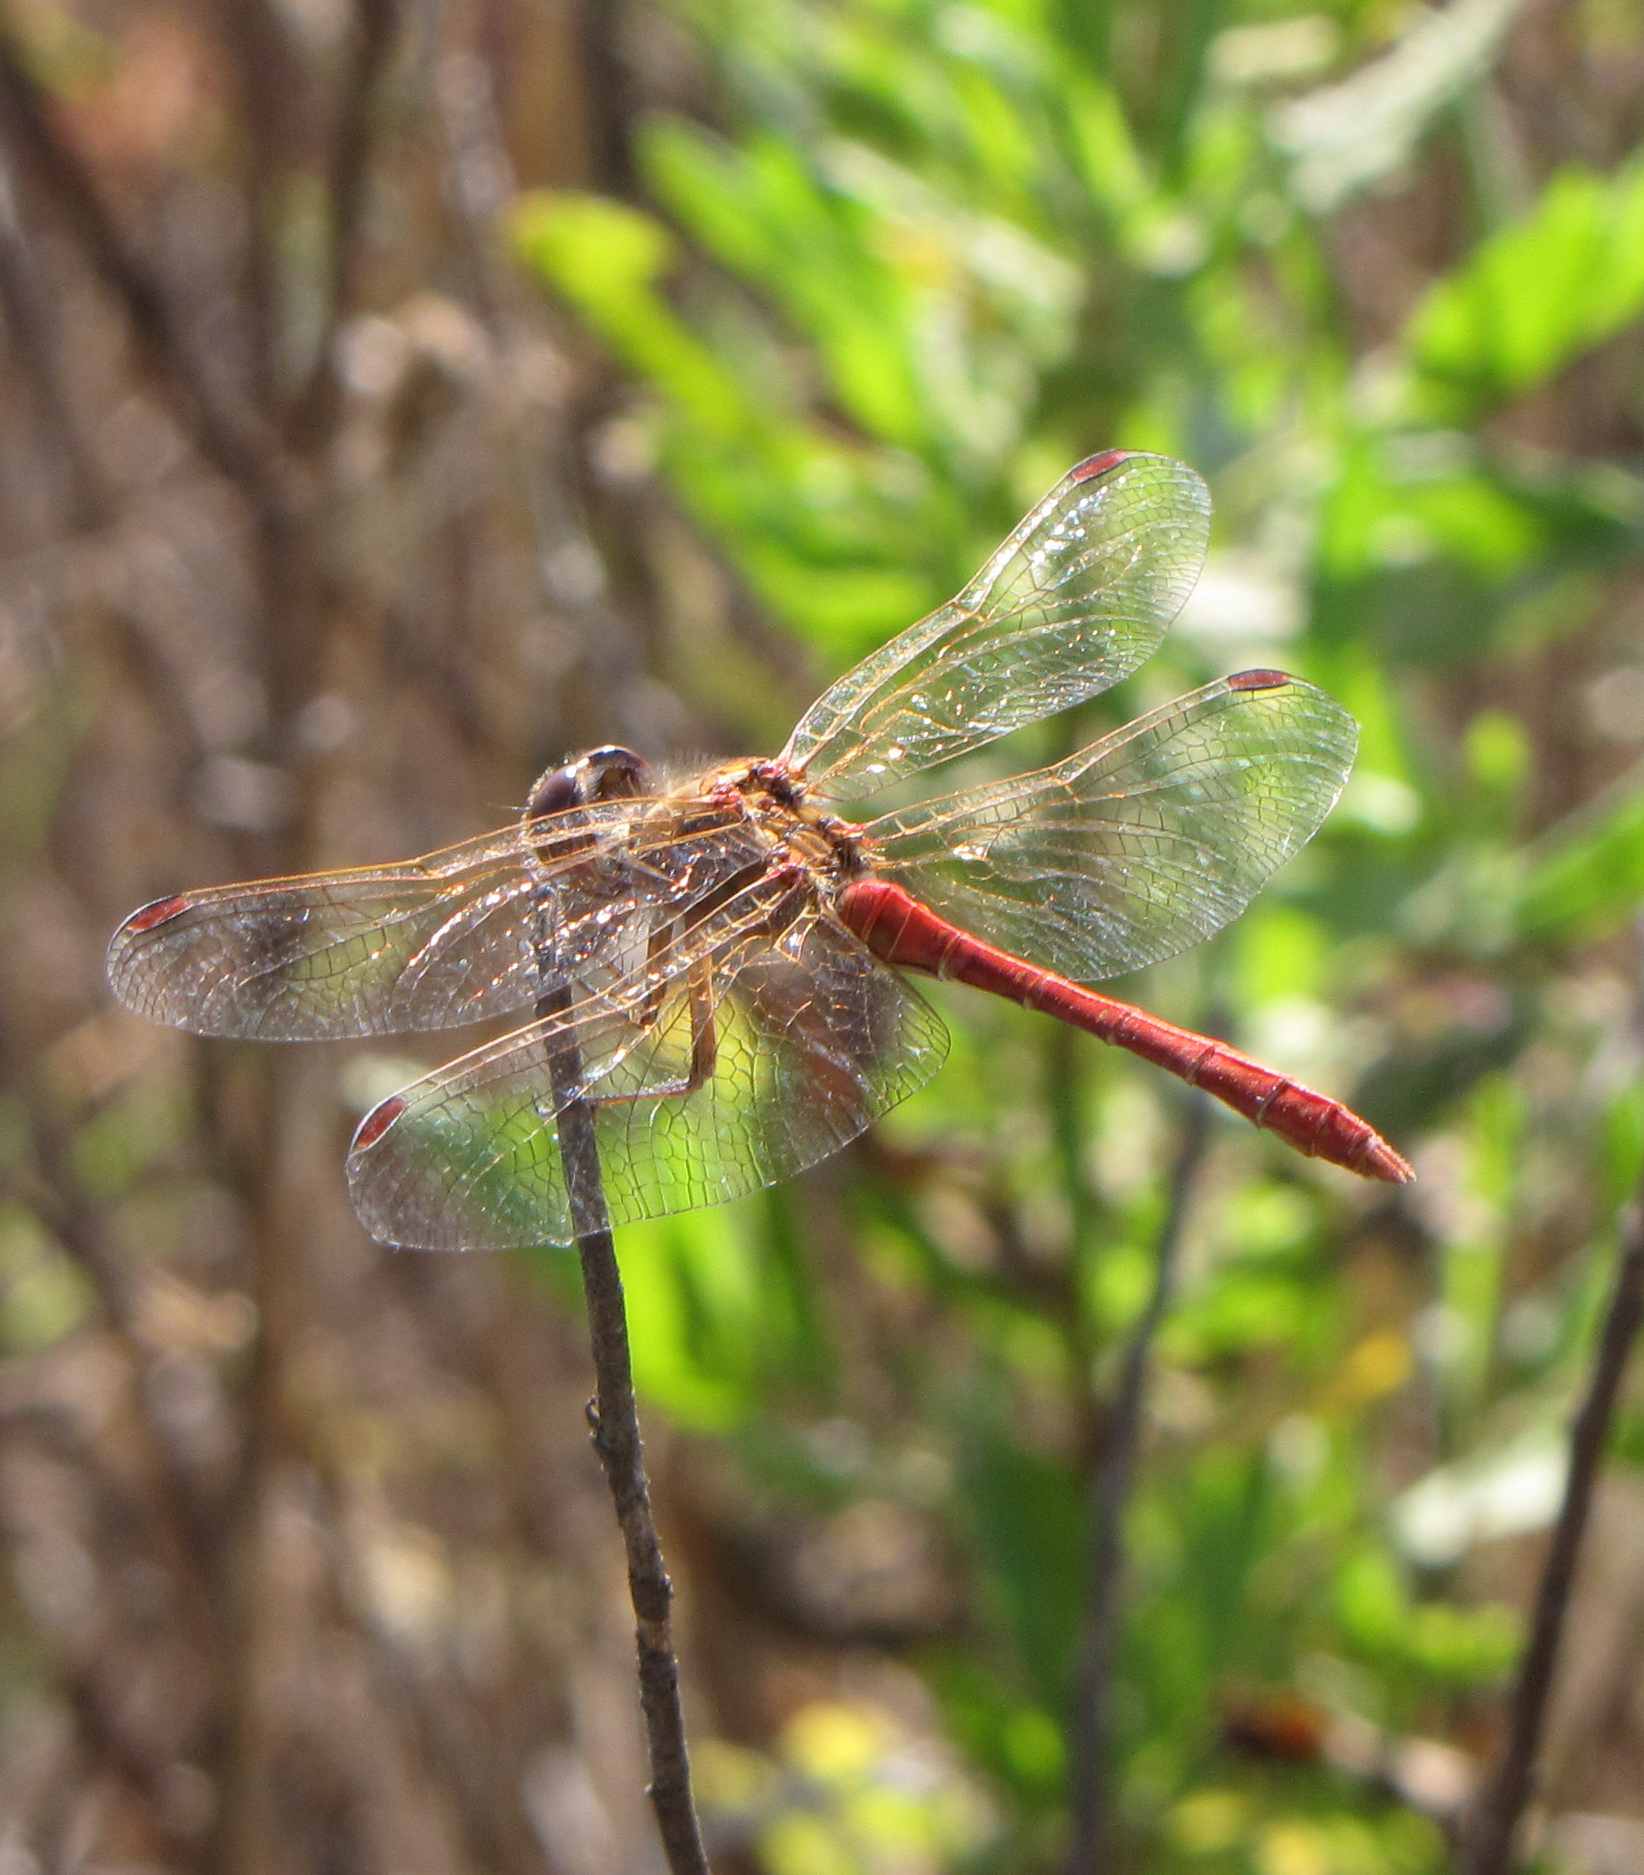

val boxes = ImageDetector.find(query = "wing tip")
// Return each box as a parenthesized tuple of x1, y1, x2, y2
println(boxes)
(1227, 668, 1295, 694)
(107, 894, 196, 1011)
(1066, 450, 1211, 508)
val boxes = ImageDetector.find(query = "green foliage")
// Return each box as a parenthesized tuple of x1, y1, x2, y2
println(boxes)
(1401, 155, 1644, 423)
(1516, 776, 1644, 944)
(511, 0, 1644, 1866)
(0, 1206, 92, 1353)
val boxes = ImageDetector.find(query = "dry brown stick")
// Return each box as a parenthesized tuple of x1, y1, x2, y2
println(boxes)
(538, 979, 712, 1875)
(207, 443, 334, 1869)
(304, 1440, 531, 1875)
(23, 1133, 221, 1591)
(289, 0, 403, 445)
(1459, 1188, 1644, 1875)
(577, 0, 637, 192)
(0, 158, 111, 525)
(219, 0, 292, 414)
(451, 22, 705, 1851)
(0, 23, 292, 521)
(1066, 1098, 1211, 1875)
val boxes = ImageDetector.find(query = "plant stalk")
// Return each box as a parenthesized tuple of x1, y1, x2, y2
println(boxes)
(539, 979, 711, 1875)
(1459, 1190, 1644, 1875)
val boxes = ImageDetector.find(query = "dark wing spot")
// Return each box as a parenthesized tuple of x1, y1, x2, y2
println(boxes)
(1067, 449, 1132, 484)
(352, 1094, 408, 1152)
(123, 893, 194, 935)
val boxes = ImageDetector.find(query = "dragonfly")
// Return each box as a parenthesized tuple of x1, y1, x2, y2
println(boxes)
(108, 451, 1412, 1250)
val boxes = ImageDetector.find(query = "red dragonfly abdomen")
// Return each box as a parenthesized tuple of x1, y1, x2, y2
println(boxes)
(838, 879, 1413, 1185)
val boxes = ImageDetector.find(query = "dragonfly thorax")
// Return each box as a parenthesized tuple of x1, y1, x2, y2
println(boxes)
(699, 757, 870, 887)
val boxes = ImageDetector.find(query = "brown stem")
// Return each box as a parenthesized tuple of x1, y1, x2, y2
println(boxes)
(210, 479, 325, 1875)
(220, 0, 292, 414)
(1066, 1100, 1211, 1875)
(0, 24, 293, 523)
(0, 158, 111, 525)
(538, 981, 712, 1875)
(577, 0, 637, 192)
(1459, 1189, 1644, 1875)
(288, 0, 403, 446)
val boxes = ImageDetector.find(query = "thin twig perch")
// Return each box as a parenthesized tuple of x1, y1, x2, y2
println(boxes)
(1460, 1188, 1644, 1875)
(1066, 1098, 1212, 1875)
(538, 978, 712, 1875)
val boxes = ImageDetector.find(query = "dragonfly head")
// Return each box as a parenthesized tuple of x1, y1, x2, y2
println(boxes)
(524, 745, 655, 820)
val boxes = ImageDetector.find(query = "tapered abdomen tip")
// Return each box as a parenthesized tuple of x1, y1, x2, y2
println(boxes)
(1360, 1135, 1416, 1184)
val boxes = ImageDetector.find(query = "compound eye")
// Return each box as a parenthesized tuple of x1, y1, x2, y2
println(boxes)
(523, 762, 584, 820)
(583, 745, 653, 800)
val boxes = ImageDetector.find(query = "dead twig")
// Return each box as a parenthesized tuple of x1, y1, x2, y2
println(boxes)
(0, 157, 111, 525)
(289, 0, 404, 446)
(0, 26, 293, 522)
(219, 0, 292, 414)
(1459, 1188, 1644, 1875)
(1066, 1099, 1211, 1875)
(538, 974, 712, 1875)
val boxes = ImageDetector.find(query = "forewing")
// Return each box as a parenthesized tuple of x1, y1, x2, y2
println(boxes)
(867, 671, 1357, 982)
(106, 801, 756, 1040)
(781, 452, 1210, 803)
(346, 904, 949, 1250)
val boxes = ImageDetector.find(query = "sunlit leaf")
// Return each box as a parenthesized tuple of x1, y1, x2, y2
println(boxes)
(1515, 771, 1644, 944)
(1402, 154, 1644, 422)
(0, 1206, 92, 1352)
(1313, 435, 1644, 661)
(514, 190, 761, 440)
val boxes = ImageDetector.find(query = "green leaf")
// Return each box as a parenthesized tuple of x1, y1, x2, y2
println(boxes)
(1313, 434, 1644, 662)
(513, 188, 673, 301)
(1126, 1450, 1280, 1748)
(954, 1402, 1083, 1708)
(1515, 770, 1644, 944)
(1401, 155, 1644, 421)
(1337, 1546, 1517, 1689)
(513, 190, 759, 440)
(641, 123, 932, 449)
(0, 1206, 93, 1352)
(1601, 1083, 1644, 1217)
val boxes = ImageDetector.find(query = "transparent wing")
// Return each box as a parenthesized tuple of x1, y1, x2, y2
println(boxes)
(106, 799, 761, 1040)
(781, 452, 1210, 803)
(866, 670, 1357, 982)
(346, 888, 949, 1250)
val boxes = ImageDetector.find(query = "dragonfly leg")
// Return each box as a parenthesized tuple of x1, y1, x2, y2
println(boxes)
(584, 958, 721, 1109)
(632, 921, 679, 1028)
(580, 880, 810, 1112)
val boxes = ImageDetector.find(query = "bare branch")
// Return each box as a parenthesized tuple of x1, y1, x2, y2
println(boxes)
(578, 0, 637, 193)
(1460, 1189, 1644, 1875)
(289, 0, 404, 446)
(1066, 1099, 1211, 1875)
(0, 25, 293, 521)
(219, 0, 293, 413)
(0, 158, 112, 525)
(539, 973, 712, 1875)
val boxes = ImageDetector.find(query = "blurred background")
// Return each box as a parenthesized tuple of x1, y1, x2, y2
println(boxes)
(3, 0, 1643, 1870)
